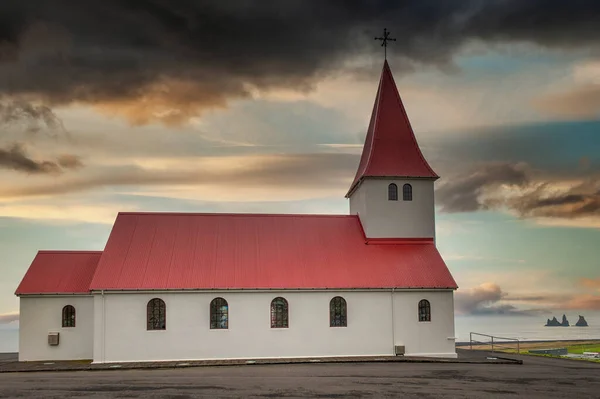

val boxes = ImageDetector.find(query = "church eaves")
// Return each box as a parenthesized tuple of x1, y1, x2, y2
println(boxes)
(346, 60, 438, 197)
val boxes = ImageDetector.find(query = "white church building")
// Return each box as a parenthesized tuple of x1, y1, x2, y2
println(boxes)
(15, 60, 458, 363)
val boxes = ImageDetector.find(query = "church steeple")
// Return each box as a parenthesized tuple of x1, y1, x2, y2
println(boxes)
(346, 60, 438, 198)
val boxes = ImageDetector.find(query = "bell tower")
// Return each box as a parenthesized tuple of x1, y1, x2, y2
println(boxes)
(346, 61, 439, 240)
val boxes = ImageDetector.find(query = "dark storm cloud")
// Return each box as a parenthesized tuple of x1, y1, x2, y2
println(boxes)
(435, 162, 529, 213)
(436, 161, 600, 220)
(512, 184, 600, 219)
(1, 1, 599, 124)
(0, 143, 83, 174)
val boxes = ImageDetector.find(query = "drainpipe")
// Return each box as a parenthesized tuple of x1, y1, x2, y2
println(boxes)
(391, 288, 396, 354)
(102, 290, 106, 364)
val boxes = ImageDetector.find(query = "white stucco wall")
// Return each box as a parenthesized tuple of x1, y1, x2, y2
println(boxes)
(349, 179, 436, 239)
(393, 291, 456, 357)
(19, 296, 94, 361)
(93, 290, 455, 363)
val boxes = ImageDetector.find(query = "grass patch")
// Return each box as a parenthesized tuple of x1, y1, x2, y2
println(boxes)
(567, 345, 600, 354)
(491, 344, 600, 363)
(466, 340, 600, 363)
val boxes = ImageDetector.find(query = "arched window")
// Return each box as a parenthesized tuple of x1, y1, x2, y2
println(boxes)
(419, 299, 431, 322)
(403, 184, 413, 201)
(388, 183, 398, 201)
(330, 296, 347, 327)
(62, 305, 76, 328)
(147, 298, 166, 330)
(270, 297, 288, 328)
(210, 297, 229, 329)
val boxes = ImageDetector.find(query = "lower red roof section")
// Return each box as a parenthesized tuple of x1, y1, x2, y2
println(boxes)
(15, 251, 102, 295)
(89, 213, 457, 291)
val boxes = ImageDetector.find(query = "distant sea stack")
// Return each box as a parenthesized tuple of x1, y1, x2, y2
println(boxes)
(546, 317, 561, 326)
(545, 314, 570, 327)
(575, 315, 589, 327)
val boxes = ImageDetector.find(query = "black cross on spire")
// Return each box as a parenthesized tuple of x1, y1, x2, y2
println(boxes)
(374, 28, 396, 60)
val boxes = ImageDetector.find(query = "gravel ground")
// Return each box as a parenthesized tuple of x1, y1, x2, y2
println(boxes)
(0, 352, 598, 398)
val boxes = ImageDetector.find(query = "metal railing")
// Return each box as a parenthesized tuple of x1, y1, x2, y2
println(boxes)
(469, 332, 520, 354)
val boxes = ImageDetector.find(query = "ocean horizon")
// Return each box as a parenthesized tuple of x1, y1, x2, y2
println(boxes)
(455, 311, 600, 344)
(0, 326, 18, 354)
(2, 312, 600, 354)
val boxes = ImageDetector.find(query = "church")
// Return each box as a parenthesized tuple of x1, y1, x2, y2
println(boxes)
(15, 60, 458, 363)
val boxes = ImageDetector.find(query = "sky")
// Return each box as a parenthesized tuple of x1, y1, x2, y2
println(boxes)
(1, 0, 600, 326)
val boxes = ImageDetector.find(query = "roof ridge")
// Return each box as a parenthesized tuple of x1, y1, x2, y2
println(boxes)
(37, 250, 103, 254)
(117, 212, 357, 218)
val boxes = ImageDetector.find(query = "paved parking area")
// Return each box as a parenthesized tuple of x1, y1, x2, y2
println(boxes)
(0, 350, 517, 373)
(0, 353, 598, 398)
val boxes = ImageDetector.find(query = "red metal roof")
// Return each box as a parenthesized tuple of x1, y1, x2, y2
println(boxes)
(15, 251, 102, 295)
(89, 212, 457, 290)
(346, 60, 438, 197)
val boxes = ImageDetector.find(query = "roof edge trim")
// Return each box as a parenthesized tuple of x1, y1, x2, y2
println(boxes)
(365, 237, 434, 245)
(36, 250, 103, 254)
(117, 211, 356, 218)
(15, 292, 94, 296)
(89, 287, 458, 293)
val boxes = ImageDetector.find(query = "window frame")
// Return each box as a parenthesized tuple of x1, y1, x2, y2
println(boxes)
(403, 183, 413, 201)
(270, 297, 289, 328)
(418, 299, 431, 322)
(210, 297, 229, 330)
(62, 305, 76, 328)
(146, 298, 166, 330)
(329, 296, 347, 327)
(388, 183, 398, 201)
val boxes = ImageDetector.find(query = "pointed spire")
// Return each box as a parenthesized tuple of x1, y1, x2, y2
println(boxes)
(346, 61, 438, 197)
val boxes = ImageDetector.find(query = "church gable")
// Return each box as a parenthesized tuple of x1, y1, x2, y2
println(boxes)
(88, 212, 457, 291)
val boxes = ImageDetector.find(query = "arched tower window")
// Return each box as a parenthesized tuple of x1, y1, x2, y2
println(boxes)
(329, 296, 347, 327)
(62, 305, 76, 328)
(388, 183, 398, 201)
(270, 297, 288, 328)
(418, 299, 431, 322)
(403, 184, 413, 201)
(210, 297, 229, 329)
(147, 298, 166, 330)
